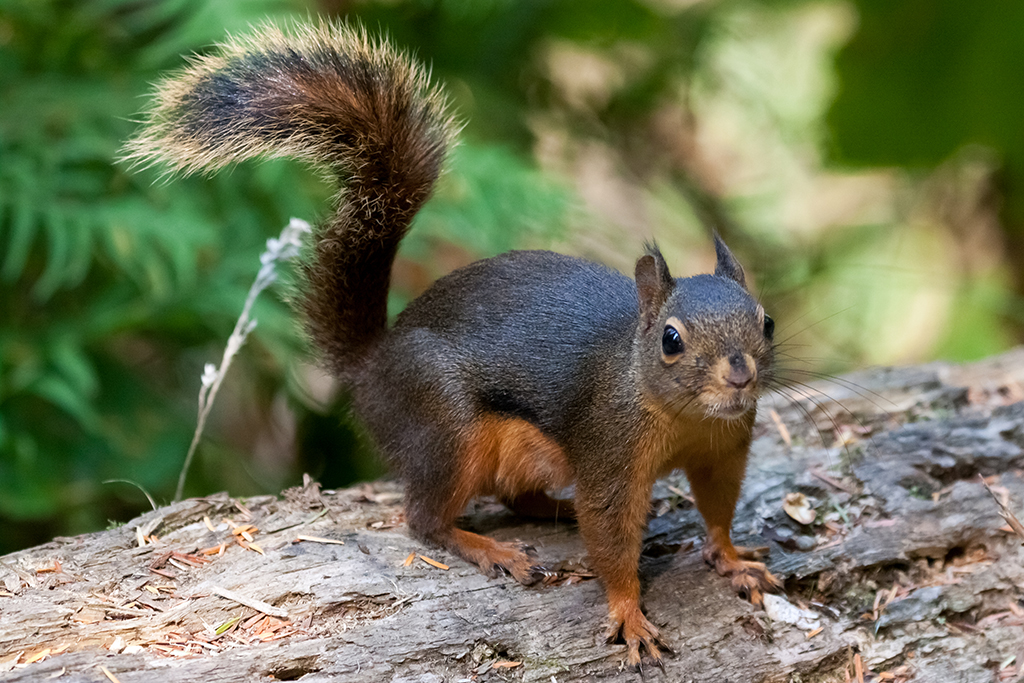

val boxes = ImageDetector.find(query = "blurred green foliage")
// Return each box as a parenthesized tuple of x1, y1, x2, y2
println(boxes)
(0, 0, 574, 552)
(829, 0, 1024, 358)
(2, 0, 1023, 553)
(0, 0, 323, 550)
(830, 1, 1024, 180)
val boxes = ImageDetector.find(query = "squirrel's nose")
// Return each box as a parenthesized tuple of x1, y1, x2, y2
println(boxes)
(726, 353, 753, 389)
(726, 369, 752, 389)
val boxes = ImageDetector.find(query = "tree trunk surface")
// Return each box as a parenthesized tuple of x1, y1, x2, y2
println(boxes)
(2, 350, 1024, 683)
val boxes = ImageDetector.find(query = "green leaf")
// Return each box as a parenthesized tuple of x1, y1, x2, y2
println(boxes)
(215, 616, 241, 635)
(2, 199, 37, 282)
(48, 338, 99, 399)
(33, 208, 71, 300)
(64, 213, 95, 289)
(28, 373, 102, 434)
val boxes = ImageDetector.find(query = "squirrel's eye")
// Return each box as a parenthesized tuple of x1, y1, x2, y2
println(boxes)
(763, 314, 775, 341)
(662, 326, 684, 356)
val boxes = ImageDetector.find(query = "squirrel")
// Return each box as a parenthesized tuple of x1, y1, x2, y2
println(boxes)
(125, 22, 783, 666)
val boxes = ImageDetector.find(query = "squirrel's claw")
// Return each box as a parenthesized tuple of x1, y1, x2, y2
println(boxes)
(720, 560, 783, 606)
(508, 542, 556, 585)
(607, 607, 664, 670)
(516, 541, 539, 558)
(633, 652, 668, 680)
(529, 565, 555, 584)
(483, 540, 550, 585)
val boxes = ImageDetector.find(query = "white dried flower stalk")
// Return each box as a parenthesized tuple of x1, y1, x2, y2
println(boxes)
(175, 218, 312, 501)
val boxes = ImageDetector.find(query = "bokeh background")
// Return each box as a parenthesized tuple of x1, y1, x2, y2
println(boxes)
(2, 0, 1022, 553)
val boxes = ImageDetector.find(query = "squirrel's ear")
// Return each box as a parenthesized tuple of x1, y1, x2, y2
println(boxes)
(635, 245, 674, 332)
(713, 233, 746, 289)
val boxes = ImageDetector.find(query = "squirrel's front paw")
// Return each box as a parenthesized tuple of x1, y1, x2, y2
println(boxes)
(703, 542, 783, 606)
(607, 602, 665, 669)
(725, 562, 783, 606)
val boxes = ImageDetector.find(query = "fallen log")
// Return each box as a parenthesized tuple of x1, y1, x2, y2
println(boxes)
(2, 350, 1024, 682)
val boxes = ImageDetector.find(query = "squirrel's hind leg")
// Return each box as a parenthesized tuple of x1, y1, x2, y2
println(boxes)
(403, 414, 564, 586)
(405, 490, 550, 587)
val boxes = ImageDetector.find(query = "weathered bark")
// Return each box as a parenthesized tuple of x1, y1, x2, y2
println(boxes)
(3, 350, 1024, 683)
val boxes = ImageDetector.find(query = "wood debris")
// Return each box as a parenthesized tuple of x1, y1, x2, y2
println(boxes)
(871, 583, 900, 622)
(666, 484, 694, 504)
(174, 550, 209, 567)
(199, 543, 227, 556)
(139, 613, 305, 659)
(233, 500, 253, 521)
(769, 409, 792, 447)
(211, 586, 288, 619)
(100, 665, 122, 683)
(981, 475, 1024, 543)
(354, 483, 404, 506)
(0, 653, 21, 674)
(538, 559, 596, 587)
(228, 522, 257, 543)
(295, 534, 345, 545)
(149, 550, 210, 582)
(419, 555, 449, 571)
(810, 468, 857, 494)
(221, 520, 267, 553)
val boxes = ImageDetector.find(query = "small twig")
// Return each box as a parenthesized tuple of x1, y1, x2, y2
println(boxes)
(810, 468, 857, 495)
(210, 586, 288, 619)
(100, 666, 123, 683)
(979, 475, 1024, 543)
(175, 218, 311, 502)
(295, 535, 345, 545)
(419, 555, 450, 571)
(265, 508, 330, 535)
(769, 409, 792, 447)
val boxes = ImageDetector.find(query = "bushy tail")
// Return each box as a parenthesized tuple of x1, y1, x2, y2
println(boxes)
(124, 22, 456, 374)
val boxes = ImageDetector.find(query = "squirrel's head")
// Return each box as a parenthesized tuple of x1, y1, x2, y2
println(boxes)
(634, 235, 773, 422)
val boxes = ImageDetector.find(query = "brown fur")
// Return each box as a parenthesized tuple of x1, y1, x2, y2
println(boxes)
(430, 415, 572, 584)
(123, 22, 457, 374)
(575, 451, 662, 666)
(446, 415, 573, 513)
